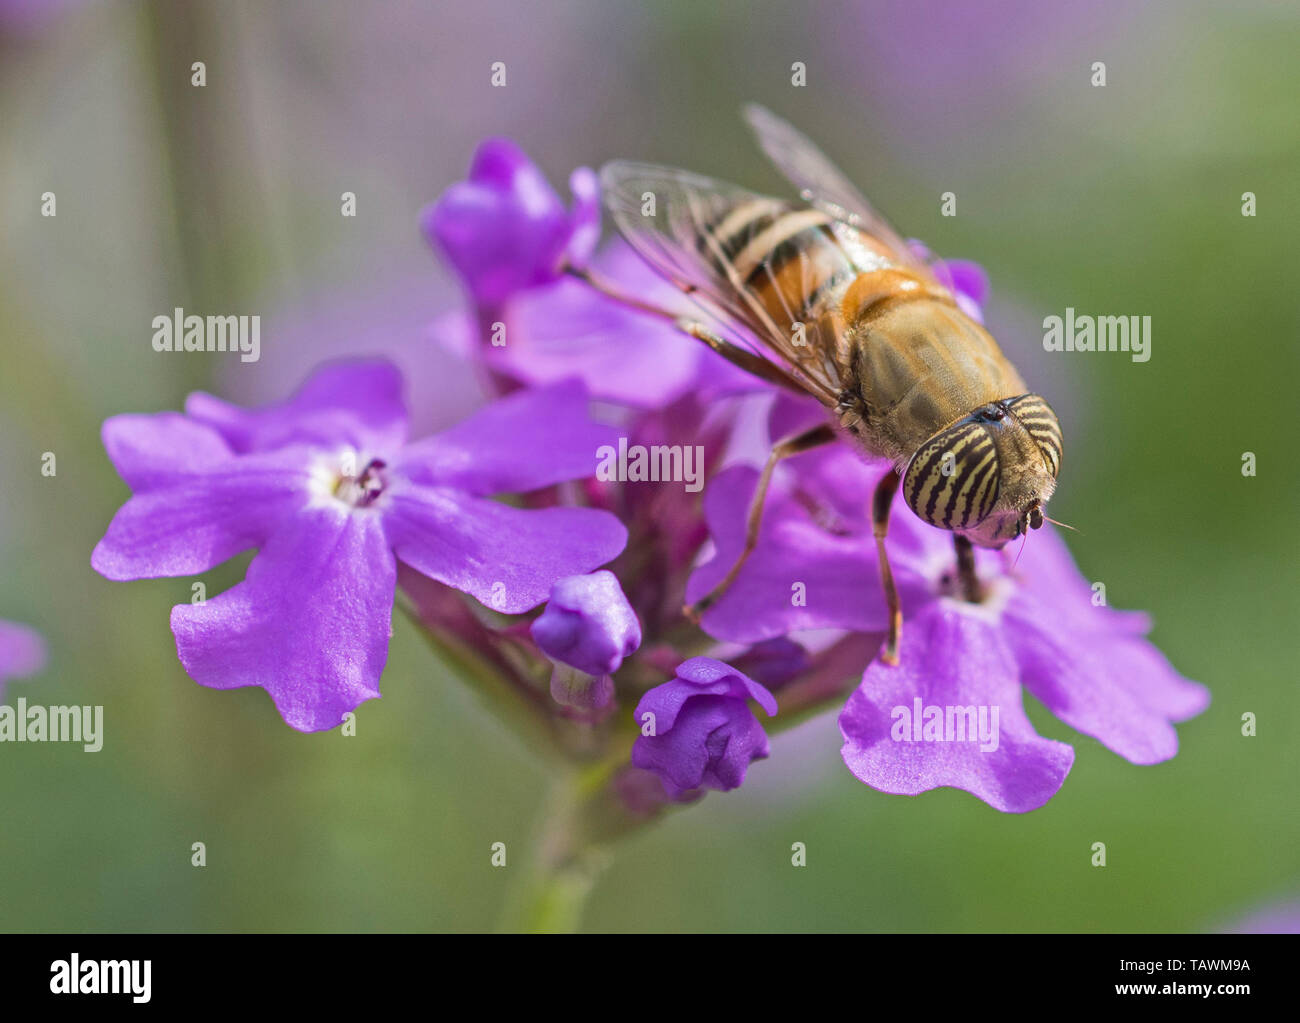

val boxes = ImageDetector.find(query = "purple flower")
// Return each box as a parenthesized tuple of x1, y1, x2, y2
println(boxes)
(686, 395, 1208, 811)
(91, 361, 627, 732)
(531, 570, 641, 678)
(422, 138, 599, 309)
(631, 657, 778, 800)
(0, 620, 45, 696)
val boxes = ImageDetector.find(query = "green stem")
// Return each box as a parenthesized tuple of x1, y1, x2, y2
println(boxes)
(503, 767, 614, 934)
(398, 599, 562, 765)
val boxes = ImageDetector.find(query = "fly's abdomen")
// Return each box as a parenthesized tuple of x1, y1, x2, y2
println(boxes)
(698, 200, 886, 340)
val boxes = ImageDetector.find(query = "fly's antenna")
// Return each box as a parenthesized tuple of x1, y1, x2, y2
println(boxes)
(1043, 514, 1079, 533)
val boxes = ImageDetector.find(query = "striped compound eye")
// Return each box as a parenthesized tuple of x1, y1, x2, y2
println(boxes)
(903, 416, 1001, 531)
(1005, 394, 1062, 479)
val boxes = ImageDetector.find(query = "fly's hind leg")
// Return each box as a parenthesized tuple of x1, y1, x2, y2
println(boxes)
(684, 423, 837, 622)
(872, 470, 903, 666)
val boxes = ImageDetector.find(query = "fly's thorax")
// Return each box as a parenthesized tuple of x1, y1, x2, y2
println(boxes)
(901, 395, 1062, 548)
(847, 296, 1026, 459)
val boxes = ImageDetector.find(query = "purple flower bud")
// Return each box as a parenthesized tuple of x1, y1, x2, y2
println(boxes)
(530, 570, 640, 677)
(422, 138, 599, 308)
(631, 657, 778, 800)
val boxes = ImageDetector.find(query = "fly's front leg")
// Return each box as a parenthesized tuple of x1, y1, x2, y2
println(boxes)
(872, 470, 903, 666)
(684, 423, 837, 622)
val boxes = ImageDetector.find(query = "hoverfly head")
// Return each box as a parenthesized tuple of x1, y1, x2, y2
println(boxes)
(904, 396, 1063, 550)
(1003, 393, 1062, 481)
(902, 408, 1003, 536)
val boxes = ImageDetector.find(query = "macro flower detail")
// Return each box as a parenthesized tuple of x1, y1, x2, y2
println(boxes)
(632, 657, 778, 800)
(91, 361, 627, 731)
(422, 137, 600, 308)
(0, 620, 45, 697)
(686, 397, 1209, 810)
(839, 603, 1075, 813)
(531, 570, 641, 678)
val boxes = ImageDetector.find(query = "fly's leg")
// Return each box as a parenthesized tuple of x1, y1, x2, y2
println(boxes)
(566, 265, 807, 394)
(678, 321, 809, 393)
(953, 534, 982, 603)
(684, 423, 837, 622)
(872, 470, 903, 666)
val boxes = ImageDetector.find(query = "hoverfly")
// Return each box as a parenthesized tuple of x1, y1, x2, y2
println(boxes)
(580, 105, 1062, 664)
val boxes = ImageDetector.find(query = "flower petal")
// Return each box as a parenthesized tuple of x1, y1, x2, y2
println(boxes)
(397, 379, 615, 495)
(674, 656, 779, 716)
(839, 604, 1075, 813)
(185, 359, 407, 455)
(1010, 525, 1152, 637)
(1009, 618, 1209, 765)
(170, 506, 394, 732)
(944, 259, 989, 312)
(383, 484, 627, 613)
(92, 448, 311, 580)
(101, 413, 235, 490)
(564, 166, 601, 268)
(634, 656, 778, 734)
(467, 243, 759, 407)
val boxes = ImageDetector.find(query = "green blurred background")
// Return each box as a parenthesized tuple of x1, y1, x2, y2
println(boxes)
(0, 0, 1296, 932)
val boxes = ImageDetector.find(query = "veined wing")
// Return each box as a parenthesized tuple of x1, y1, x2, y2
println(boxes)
(742, 103, 934, 280)
(599, 160, 850, 404)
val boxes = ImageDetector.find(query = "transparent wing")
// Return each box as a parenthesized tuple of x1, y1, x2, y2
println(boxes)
(742, 103, 929, 275)
(599, 159, 844, 402)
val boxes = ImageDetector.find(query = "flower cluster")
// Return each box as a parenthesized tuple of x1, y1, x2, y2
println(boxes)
(92, 136, 1207, 819)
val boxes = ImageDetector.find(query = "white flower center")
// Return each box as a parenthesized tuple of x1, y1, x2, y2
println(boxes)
(310, 449, 390, 510)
